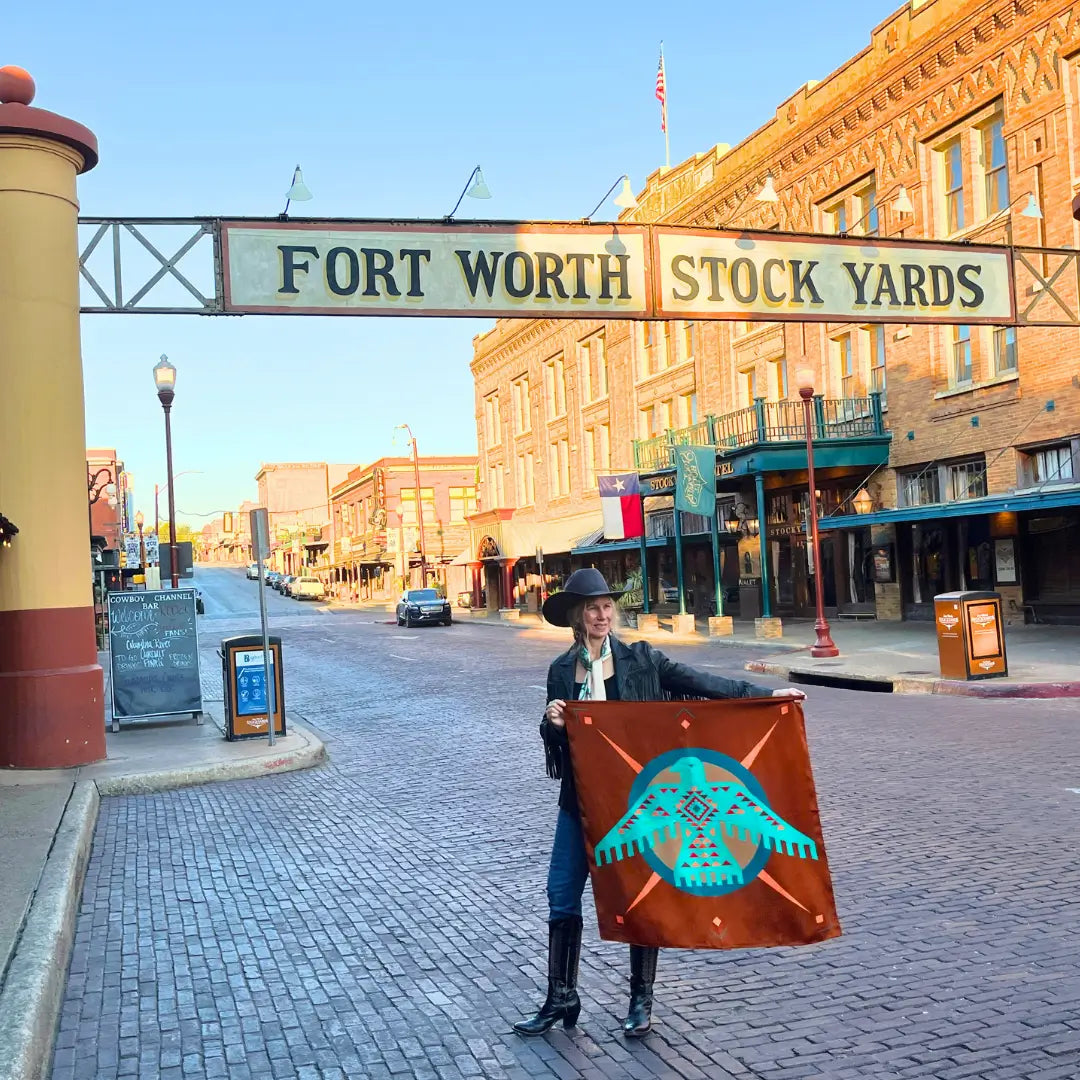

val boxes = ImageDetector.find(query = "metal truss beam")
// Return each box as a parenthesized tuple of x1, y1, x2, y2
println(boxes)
(78, 218, 222, 314)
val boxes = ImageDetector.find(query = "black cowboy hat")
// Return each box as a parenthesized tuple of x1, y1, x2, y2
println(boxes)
(542, 567, 624, 627)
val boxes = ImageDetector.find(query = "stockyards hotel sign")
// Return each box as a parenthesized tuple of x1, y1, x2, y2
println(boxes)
(220, 221, 1014, 324)
(563, 697, 841, 950)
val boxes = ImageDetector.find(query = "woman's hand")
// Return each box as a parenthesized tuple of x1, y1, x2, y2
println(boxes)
(772, 687, 806, 701)
(545, 699, 567, 727)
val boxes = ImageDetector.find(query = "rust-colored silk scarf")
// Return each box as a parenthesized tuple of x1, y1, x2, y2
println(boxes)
(564, 698, 841, 950)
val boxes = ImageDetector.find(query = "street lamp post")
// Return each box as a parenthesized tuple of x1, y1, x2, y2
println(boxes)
(396, 423, 428, 587)
(87, 466, 113, 552)
(153, 354, 180, 588)
(795, 365, 839, 658)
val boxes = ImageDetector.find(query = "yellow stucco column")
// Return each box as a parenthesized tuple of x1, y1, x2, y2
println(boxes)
(0, 66, 105, 767)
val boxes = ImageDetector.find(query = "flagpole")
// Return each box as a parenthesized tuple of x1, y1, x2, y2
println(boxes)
(658, 42, 670, 171)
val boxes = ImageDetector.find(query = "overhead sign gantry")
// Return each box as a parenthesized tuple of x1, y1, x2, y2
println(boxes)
(79, 216, 1079, 326)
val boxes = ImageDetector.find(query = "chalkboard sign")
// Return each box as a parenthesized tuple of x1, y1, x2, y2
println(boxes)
(108, 589, 203, 722)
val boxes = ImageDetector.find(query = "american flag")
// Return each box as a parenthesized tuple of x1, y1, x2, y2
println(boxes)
(655, 46, 667, 133)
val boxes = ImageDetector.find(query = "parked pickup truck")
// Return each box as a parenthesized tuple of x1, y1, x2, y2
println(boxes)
(292, 576, 326, 601)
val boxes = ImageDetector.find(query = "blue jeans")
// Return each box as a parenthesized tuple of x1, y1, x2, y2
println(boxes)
(546, 809, 590, 921)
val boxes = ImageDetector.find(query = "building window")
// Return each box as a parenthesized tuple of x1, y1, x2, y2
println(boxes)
(838, 334, 855, 397)
(825, 199, 847, 234)
(858, 182, 879, 236)
(511, 375, 530, 434)
(544, 355, 566, 419)
(486, 466, 504, 509)
(516, 454, 535, 505)
(678, 391, 698, 428)
(993, 326, 1016, 375)
(683, 321, 695, 362)
(772, 358, 789, 400)
(740, 368, 757, 407)
(943, 137, 965, 233)
(449, 486, 477, 523)
(952, 325, 972, 385)
(584, 425, 610, 490)
(870, 325, 887, 406)
(579, 330, 608, 403)
(549, 439, 571, 496)
(1027, 444, 1075, 485)
(639, 405, 656, 440)
(982, 114, 1009, 216)
(900, 469, 941, 507)
(947, 459, 987, 501)
(483, 393, 500, 447)
(401, 487, 436, 526)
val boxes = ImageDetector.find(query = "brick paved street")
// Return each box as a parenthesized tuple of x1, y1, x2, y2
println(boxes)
(52, 569, 1080, 1080)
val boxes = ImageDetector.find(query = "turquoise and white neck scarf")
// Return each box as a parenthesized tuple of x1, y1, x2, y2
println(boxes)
(577, 635, 612, 701)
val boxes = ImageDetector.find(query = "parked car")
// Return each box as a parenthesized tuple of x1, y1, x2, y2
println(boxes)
(246, 562, 259, 579)
(292, 576, 325, 601)
(396, 588, 452, 627)
(265, 570, 281, 588)
(278, 574, 297, 595)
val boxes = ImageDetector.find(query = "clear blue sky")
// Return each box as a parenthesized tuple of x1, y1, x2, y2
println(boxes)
(11, 0, 898, 524)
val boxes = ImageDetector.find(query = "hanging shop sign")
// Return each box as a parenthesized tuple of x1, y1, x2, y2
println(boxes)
(653, 228, 1013, 324)
(221, 222, 651, 318)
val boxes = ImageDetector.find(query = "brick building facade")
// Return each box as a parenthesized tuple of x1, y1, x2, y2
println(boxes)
(329, 457, 478, 600)
(471, 0, 1080, 623)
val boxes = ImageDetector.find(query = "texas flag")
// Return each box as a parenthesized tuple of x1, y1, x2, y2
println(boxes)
(599, 473, 644, 540)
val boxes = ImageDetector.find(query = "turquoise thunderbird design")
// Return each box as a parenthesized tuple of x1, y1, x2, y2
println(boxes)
(595, 754, 818, 891)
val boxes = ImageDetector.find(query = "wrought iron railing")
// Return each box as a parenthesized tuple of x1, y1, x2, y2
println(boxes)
(633, 393, 886, 471)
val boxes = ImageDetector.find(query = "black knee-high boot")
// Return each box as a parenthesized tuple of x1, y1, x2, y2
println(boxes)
(513, 916, 583, 1035)
(622, 945, 658, 1037)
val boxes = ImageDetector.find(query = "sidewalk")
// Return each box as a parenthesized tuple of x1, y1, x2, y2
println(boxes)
(0, 707, 326, 1080)
(331, 597, 1080, 697)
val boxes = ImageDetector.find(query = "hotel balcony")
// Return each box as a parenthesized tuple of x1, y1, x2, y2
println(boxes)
(633, 394, 889, 475)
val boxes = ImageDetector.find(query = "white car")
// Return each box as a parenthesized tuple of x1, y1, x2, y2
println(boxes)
(292, 576, 326, 601)
(246, 562, 259, 579)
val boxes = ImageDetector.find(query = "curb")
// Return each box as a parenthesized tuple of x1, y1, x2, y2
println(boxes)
(93, 721, 328, 796)
(745, 659, 1080, 698)
(0, 782, 99, 1080)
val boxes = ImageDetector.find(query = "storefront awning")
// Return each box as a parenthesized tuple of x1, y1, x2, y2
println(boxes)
(818, 483, 1080, 531)
(572, 535, 672, 556)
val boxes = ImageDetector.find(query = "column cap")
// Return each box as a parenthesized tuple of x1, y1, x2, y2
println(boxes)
(0, 66, 97, 172)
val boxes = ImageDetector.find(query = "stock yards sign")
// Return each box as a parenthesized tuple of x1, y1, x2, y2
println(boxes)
(220, 222, 1014, 324)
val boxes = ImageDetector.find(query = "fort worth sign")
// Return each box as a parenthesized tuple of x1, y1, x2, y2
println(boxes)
(220, 221, 1014, 324)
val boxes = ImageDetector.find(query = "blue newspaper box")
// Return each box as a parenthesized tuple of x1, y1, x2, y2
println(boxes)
(221, 634, 286, 740)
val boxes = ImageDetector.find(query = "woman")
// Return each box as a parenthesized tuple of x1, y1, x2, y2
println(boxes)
(513, 567, 805, 1039)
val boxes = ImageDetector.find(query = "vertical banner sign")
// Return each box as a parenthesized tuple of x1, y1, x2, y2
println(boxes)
(124, 536, 142, 568)
(674, 446, 717, 515)
(564, 698, 841, 949)
(108, 590, 203, 720)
